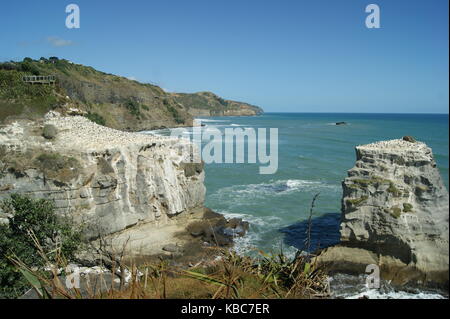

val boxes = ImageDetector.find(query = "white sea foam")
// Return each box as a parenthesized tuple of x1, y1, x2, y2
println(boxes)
(195, 118, 230, 123)
(345, 290, 446, 299)
(218, 211, 285, 255)
(221, 211, 282, 228)
(211, 180, 339, 202)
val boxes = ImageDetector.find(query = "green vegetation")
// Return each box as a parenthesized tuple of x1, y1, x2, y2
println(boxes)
(34, 153, 81, 183)
(167, 105, 184, 124)
(125, 98, 141, 118)
(11, 249, 329, 299)
(5, 194, 327, 299)
(85, 112, 106, 126)
(172, 91, 262, 116)
(387, 182, 402, 197)
(0, 62, 61, 122)
(346, 196, 368, 207)
(0, 194, 82, 298)
(403, 203, 413, 213)
(2, 57, 256, 128)
(416, 184, 428, 192)
(352, 176, 391, 187)
(385, 206, 402, 219)
(350, 177, 403, 197)
(0, 147, 80, 183)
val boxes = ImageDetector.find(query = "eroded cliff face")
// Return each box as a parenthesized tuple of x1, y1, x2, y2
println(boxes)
(0, 115, 206, 254)
(171, 92, 263, 117)
(318, 139, 449, 287)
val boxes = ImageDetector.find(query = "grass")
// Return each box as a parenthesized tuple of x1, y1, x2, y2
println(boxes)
(387, 182, 402, 197)
(11, 248, 330, 299)
(346, 196, 368, 207)
(385, 207, 402, 219)
(7, 193, 330, 299)
(167, 105, 184, 124)
(34, 153, 81, 183)
(0, 68, 62, 122)
(125, 99, 141, 118)
(349, 176, 403, 197)
(352, 176, 391, 188)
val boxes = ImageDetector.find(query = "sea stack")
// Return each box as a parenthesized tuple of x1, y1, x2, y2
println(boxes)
(318, 138, 449, 287)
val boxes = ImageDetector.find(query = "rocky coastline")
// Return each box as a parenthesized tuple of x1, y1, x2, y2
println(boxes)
(1, 112, 448, 294)
(0, 113, 248, 269)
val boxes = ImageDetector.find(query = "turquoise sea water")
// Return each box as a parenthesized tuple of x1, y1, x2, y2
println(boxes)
(199, 113, 449, 255)
(146, 112, 449, 298)
(149, 113, 449, 257)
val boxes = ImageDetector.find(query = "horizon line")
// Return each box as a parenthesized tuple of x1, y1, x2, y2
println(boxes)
(261, 111, 449, 115)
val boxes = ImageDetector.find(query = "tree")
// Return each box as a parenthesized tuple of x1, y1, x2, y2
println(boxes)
(0, 194, 82, 298)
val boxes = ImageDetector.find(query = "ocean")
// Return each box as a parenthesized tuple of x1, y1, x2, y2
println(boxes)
(145, 112, 449, 299)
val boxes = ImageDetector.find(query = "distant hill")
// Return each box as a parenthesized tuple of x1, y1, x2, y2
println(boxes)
(171, 91, 263, 117)
(0, 57, 263, 131)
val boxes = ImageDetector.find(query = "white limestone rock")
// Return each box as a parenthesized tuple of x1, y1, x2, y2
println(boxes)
(0, 116, 206, 253)
(319, 139, 449, 286)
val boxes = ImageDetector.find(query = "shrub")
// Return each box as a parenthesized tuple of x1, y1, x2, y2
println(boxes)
(403, 203, 413, 213)
(167, 105, 184, 124)
(42, 124, 57, 139)
(125, 99, 141, 117)
(388, 206, 402, 219)
(387, 182, 402, 197)
(85, 112, 106, 126)
(0, 194, 82, 298)
(20, 61, 40, 75)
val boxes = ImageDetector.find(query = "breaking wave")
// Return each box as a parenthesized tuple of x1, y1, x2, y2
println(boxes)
(210, 179, 339, 202)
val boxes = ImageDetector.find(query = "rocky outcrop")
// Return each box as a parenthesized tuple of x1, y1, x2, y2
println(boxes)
(318, 139, 449, 287)
(0, 115, 207, 255)
(171, 91, 263, 117)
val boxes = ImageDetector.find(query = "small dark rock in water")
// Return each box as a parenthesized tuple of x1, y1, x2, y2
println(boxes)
(402, 136, 416, 143)
(335, 122, 347, 126)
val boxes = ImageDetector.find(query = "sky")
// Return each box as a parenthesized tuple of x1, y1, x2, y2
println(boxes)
(0, 0, 448, 113)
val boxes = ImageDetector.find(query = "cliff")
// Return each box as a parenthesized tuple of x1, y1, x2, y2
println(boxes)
(0, 58, 263, 131)
(170, 91, 263, 116)
(0, 113, 210, 256)
(318, 138, 449, 287)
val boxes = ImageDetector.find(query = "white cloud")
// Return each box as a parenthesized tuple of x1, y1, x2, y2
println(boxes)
(46, 36, 74, 47)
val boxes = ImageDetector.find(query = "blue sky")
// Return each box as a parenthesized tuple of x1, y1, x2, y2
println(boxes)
(1, 0, 448, 113)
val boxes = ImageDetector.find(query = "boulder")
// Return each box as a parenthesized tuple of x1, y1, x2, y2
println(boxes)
(402, 136, 416, 143)
(42, 124, 58, 139)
